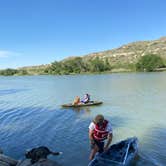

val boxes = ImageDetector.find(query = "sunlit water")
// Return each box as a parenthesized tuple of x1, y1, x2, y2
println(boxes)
(0, 72, 166, 166)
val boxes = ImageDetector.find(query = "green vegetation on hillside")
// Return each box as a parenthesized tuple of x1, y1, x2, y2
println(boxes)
(136, 54, 165, 72)
(0, 54, 166, 76)
(0, 65, 49, 76)
(0, 68, 18, 76)
(1, 37, 166, 76)
(45, 57, 111, 75)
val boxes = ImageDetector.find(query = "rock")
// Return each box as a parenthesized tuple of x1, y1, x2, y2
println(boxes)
(0, 154, 18, 166)
(16, 158, 61, 166)
(0, 160, 10, 166)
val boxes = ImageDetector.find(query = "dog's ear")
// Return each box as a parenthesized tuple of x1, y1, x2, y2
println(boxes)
(25, 148, 36, 158)
(25, 151, 31, 158)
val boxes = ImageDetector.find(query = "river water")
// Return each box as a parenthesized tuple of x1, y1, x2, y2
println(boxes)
(0, 72, 166, 166)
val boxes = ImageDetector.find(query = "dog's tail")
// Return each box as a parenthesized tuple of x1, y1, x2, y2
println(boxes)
(50, 151, 63, 156)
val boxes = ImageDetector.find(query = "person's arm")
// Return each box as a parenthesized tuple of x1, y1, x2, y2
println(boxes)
(104, 133, 113, 151)
(89, 130, 95, 144)
(85, 98, 88, 103)
(104, 122, 113, 151)
(89, 122, 95, 144)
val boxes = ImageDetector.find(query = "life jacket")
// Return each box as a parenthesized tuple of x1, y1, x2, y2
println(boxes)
(93, 120, 109, 141)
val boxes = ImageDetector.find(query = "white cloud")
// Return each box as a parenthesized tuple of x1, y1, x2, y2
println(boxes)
(0, 50, 20, 58)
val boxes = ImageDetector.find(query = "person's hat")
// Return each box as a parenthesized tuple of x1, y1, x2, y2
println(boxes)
(94, 114, 104, 124)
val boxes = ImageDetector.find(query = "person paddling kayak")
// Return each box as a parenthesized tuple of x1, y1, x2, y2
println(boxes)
(88, 114, 113, 160)
(73, 94, 90, 105)
(81, 93, 90, 104)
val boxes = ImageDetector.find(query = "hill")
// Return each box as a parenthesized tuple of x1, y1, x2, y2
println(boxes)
(77, 36, 166, 68)
(1, 36, 166, 75)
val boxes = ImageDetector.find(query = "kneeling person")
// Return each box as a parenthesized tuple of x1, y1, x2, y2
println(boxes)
(89, 114, 113, 160)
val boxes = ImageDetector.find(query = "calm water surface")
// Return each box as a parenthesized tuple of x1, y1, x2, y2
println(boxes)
(0, 72, 166, 166)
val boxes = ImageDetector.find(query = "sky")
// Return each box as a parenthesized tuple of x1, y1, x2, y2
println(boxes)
(0, 0, 166, 69)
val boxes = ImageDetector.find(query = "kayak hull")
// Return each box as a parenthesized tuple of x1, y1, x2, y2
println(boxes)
(61, 101, 103, 108)
(88, 137, 138, 166)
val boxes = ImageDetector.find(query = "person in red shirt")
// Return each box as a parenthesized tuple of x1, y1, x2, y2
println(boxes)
(88, 114, 113, 160)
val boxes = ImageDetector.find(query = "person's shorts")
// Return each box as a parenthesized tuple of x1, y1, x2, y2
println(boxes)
(90, 139, 105, 153)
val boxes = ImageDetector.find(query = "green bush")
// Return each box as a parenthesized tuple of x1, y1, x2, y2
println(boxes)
(48, 57, 111, 74)
(0, 68, 18, 76)
(136, 54, 165, 72)
(88, 57, 111, 72)
(17, 69, 28, 75)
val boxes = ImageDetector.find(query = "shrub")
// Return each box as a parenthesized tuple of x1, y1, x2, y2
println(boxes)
(136, 54, 165, 72)
(0, 68, 18, 76)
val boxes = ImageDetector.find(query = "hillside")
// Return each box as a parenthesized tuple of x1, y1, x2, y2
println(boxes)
(1, 36, 166, 75)
(20, 36, 166, 69)
(18, 64, 51, 75)
(79, 36, 166, 67)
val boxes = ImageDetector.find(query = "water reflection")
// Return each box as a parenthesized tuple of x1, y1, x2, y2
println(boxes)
(71, 107, 91, 114)
(61, 107, 92, 115)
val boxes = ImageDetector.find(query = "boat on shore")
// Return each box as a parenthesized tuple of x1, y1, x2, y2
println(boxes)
(61, 101, 103, 108)
(88, 137, 138, 166)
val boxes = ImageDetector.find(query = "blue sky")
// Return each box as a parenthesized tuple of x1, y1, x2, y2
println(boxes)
(0, 0, 166, 69)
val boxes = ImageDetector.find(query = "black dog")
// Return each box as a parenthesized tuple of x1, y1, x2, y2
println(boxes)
(25, 146, 62, 164)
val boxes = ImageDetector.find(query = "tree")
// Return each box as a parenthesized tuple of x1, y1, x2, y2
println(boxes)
(48, 61, 63, 74)
(45, 57, 112, 75)
(89, 57, 110, 72)
(0, 68, 18, 76)
(136, 54, 165, 72)
(48, 57, 86, 74)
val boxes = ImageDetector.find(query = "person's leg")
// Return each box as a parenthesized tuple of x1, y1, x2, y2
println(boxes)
(89, 144, 99, 160)
(96, 141, 104, 153)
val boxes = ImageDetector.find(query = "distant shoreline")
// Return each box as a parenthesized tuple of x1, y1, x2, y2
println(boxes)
(1, 68, 166, 77)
